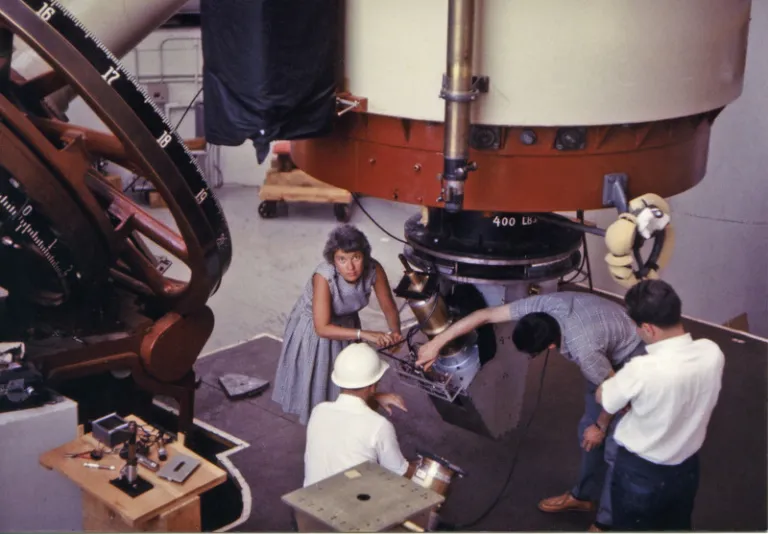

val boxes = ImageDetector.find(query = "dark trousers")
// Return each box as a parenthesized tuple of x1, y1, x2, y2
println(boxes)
(611, 446, 700, 531)
(571, 342, 646, 527)
(571, 380, 622, 526)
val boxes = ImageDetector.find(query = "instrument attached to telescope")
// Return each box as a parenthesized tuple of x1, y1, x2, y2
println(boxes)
(392, 255, 482, 402)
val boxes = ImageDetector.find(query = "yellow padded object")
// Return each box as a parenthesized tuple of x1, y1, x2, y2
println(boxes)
(629, 193, 670, 215)
(607, 264, 637, 288)
(604, 214, 637, 256)
(604, 253, 633, 267)
(603, 192, 674, 288)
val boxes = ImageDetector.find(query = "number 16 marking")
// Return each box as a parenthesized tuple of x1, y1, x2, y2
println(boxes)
(36, 2, 56, 21)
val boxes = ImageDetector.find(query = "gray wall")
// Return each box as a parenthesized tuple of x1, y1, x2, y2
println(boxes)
(578, 1, 768, 337)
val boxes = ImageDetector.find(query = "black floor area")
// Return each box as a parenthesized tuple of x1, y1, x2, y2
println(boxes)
(190, 318, 767, 532)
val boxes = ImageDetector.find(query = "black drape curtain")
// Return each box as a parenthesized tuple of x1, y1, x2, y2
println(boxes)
(200, 0, 340, 163)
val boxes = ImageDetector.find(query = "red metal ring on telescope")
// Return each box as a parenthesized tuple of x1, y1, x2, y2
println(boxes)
(291, 110, 721, 213)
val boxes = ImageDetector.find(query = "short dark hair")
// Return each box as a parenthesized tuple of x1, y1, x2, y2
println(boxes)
(624, 280, 682, 328)
(512, 312, 561, 356)
(323, 224, 372, 266)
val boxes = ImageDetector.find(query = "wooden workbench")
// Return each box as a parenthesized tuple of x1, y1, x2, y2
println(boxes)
(39, 415, 227, 532)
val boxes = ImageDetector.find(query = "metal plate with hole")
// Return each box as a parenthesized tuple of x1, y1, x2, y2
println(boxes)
(156, 453, 200, 483)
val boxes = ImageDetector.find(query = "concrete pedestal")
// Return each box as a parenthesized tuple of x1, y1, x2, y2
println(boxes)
(0, 395, 83, 532)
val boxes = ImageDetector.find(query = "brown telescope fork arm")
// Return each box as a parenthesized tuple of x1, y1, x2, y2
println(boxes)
(0, 0, 232, 314)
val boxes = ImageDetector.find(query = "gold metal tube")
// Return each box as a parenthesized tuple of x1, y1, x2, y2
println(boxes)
(443, 0, 475, 162)
(408, 293, 452, 338)
(441, 0, 476, 212)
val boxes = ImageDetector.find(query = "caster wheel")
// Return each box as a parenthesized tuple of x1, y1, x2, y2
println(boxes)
(258, 201, 278, 218)
(333, 203, 351, 222)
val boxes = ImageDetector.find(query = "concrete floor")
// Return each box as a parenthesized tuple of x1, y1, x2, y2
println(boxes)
(152, 184, 422, 351)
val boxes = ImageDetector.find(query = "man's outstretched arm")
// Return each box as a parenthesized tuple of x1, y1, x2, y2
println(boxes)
(416, 305, 512, 369)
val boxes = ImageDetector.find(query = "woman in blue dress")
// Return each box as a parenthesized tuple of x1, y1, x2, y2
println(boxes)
(272, 224, 403, 424)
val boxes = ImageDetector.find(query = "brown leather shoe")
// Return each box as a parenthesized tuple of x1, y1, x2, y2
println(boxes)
(587, 524, 603, 532)
(538, 491, 596, 513)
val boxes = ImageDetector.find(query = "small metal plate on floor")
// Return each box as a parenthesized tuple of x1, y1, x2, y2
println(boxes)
(157, 454, 201, 484)
(218, 373, 270, 400)
(282, 462, 444, 532)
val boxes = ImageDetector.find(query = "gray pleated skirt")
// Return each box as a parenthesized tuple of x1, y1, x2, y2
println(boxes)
(271, 312, 360, 425)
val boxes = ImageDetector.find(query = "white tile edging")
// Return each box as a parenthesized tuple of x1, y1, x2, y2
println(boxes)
(152, 398, 252, 533)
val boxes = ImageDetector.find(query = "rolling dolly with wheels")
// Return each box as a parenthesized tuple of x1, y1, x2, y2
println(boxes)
(259, 141, 353, 222)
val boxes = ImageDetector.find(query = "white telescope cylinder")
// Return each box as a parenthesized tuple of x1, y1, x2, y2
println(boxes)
(12, 0, 189, 109)
(345, 0, 751, 126)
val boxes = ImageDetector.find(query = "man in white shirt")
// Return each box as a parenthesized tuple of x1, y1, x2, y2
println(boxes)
(303, 343, 414, 487)
(597, 280, 724, 531)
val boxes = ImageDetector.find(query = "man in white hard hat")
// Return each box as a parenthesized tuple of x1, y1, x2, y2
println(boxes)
(303, 343, 414, 487)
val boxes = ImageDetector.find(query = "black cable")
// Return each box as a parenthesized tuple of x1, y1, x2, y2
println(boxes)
(122, 173, 143, 193)
(352, 193, 409, 245)
(454, 348, 551, 529)
(561, 247, 587, 285)
(582, 231, 594, 291)
(122, 87, 203, 193)
(173, 87, 203, 132)
(561, 211, 595, 287)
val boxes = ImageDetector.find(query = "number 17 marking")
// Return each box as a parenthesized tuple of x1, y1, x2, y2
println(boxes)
(102, 66, 120, 85)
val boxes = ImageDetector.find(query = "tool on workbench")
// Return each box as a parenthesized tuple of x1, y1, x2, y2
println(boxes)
(83, 462, 115, 471)
(92, 414, 155, 497)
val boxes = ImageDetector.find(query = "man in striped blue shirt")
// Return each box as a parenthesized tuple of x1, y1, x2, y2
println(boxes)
(417, 291, 645, 531)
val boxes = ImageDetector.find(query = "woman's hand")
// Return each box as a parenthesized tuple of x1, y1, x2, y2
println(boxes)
(374, 392, 408, 415)
(362, 330, 395, 348)
(416, 339, 442, 370)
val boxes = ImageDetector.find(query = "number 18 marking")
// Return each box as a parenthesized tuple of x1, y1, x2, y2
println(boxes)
(157, 131, 173, 148)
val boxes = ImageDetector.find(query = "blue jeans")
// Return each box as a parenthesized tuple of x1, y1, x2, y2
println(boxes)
(570, 381, 623, 527)
(570, 343, 645, 527)
(611, 446, 699, 531)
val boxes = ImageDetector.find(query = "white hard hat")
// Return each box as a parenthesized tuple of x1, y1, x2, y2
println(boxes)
(331, 343, 390, 389)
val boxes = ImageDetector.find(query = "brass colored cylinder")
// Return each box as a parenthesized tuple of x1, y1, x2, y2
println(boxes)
(441, 0, 476, 212)
(408, 293, 452, 338)
(443, 0, 475, 162)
